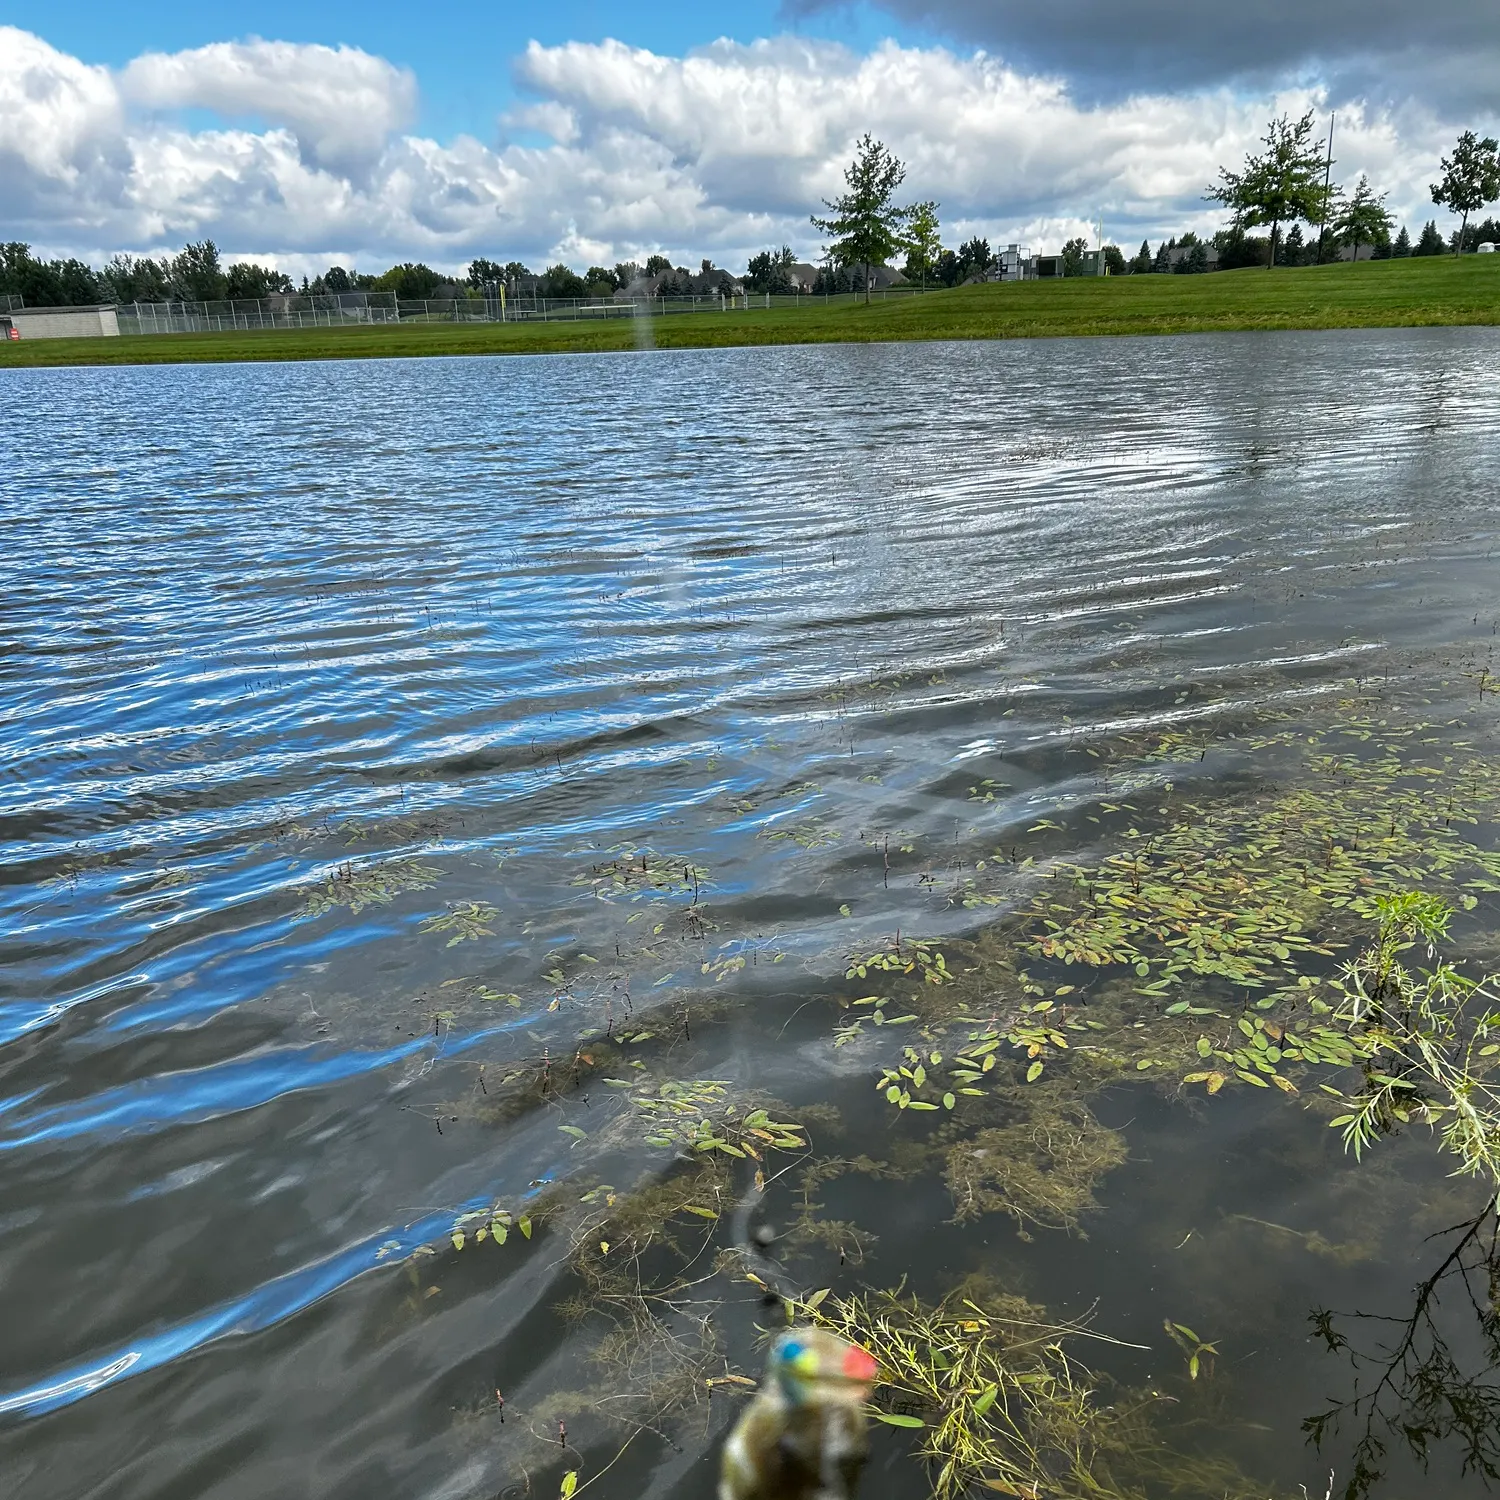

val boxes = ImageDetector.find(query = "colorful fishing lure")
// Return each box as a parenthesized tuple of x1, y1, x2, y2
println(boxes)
(719, 1327, 880, 1500)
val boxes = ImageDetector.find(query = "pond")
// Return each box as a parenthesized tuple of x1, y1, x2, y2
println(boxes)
(4, 327, 1500, 1500)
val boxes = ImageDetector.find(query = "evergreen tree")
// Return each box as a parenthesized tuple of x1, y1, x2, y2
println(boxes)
(1279, 224, 1306, 265)
(1392, 225, 1411, 257)
(957, 237, 996, 281)
(1414, 220, 1447, 256)
(1131, 238, 1152, 274)
(1152, 237, 1174, 273)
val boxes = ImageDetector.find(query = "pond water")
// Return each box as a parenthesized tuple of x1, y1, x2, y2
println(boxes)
(4, 328, 1500, 1500)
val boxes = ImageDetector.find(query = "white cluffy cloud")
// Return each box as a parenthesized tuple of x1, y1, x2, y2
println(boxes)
(121, 40, 418, 175)
(0, 25, 1473, 275)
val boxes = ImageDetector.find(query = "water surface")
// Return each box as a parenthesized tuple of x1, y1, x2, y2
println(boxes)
(4, 328, 1500, 1500)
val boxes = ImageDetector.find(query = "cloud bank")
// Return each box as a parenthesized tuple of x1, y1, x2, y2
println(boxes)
(0, 25, 1484, 274)
(786, 0, 1500, 106)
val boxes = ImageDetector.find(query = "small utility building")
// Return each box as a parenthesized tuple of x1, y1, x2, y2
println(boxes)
(3, 305, 121, 339)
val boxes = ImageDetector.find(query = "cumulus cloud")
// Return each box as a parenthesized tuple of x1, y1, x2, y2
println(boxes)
(784, 0, 1500, 110)
(0, 25, 1477, 275)
(120, 39, 417, 176)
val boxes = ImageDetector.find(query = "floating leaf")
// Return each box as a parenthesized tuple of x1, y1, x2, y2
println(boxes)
(1025, 1062, 1044, 1083)
(872, 1412, 926, 1428)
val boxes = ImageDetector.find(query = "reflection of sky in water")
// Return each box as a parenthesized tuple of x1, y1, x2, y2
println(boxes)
(1, 328, 1499, 1496)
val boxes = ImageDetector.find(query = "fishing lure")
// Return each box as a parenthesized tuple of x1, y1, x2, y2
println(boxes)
(719, 1327, 880, 1500)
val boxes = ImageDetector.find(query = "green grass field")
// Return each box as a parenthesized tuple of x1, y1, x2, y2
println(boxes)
(4, 256, 1497, 368)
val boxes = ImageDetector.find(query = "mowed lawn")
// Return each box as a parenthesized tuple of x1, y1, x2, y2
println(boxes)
(3, 256, 1497, 369)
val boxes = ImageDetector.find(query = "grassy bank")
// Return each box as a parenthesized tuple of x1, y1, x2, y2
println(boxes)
(3, 255, 1497, 368)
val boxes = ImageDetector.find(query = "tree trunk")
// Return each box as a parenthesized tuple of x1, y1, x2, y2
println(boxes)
(1269, 220, 1280, 269)
(864, 260, 870, 305)
(1458, 212, 1469, 256)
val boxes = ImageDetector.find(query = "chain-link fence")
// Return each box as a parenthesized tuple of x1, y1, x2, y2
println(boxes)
(106, 286, 931, 334)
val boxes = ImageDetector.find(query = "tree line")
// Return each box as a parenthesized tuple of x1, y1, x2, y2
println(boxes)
(0, 239, 752, 309)
(3, 125, 1496, 310)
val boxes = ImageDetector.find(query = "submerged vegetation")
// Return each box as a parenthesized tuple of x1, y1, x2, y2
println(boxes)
(317, 676, 1500, 1500)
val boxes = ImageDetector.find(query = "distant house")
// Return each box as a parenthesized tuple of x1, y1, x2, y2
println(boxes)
(1165, 243, 1220, 271)
(786, 263, 820, 293)
(616, 264, 745, 299)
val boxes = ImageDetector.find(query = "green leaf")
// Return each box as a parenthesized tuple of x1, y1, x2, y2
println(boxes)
(872, 1412, 926, 1428)
(560, 1472, 579, 1499)
(518, 1216, 533, 1239)
(972, 1383, 999, 1416)
(1164, 1000, 1190, 1015)
(452, 1231, 465, 1250)
(558, 1124, 587, 1139)
(1026, 1062, 1044, 1083)
(942, 1092, 957, 1110)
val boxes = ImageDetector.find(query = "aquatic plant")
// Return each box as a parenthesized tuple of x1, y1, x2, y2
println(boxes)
(1322, 891, 1500, 1178)
(942, 1093, 1128, 1236)
(421, 900, 499, 944)
(796, 1281, 1152, 1500)
(1017, 715, 1500, 999)
(299, 857, 441, 916)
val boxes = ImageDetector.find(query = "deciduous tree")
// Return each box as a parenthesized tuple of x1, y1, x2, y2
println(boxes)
(902, 201, 941, 289)
(1207, 110, 1334, 269)
(1333, 175, 1394, 260)
(1430, 131, 1500, 255)
(170, 240, 227, 301)
(811, 134, 912, 304)
(745, 246, 796, 294)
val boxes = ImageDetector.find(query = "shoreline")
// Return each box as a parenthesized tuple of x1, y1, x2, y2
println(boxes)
(2, 258, 1496, 369)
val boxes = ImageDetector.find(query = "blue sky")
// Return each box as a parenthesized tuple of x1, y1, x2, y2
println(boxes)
(1, 0, 1494, 273)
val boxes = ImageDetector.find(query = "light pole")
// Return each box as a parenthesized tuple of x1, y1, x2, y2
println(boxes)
(1316, 112, 1337, 266)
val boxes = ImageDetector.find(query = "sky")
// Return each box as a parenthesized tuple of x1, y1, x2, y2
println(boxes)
(1, 0, 1496, 278)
